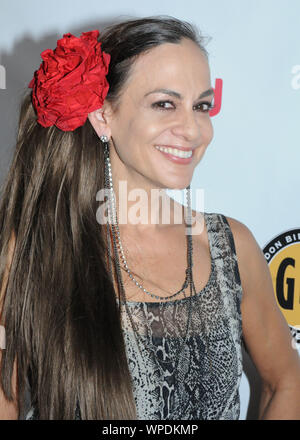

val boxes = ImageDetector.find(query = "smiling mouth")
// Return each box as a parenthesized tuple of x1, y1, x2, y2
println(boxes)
(154, 145, 193, 159)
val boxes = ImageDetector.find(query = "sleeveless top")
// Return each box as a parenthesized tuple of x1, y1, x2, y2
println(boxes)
(25, 212, 243, 420)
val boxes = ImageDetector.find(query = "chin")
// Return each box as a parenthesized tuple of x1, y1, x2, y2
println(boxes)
(161, 177, 192, 191)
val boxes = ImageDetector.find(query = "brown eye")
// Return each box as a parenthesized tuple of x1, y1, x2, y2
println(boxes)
(152, 100, 175, 110)
(195, 101, 214, 112)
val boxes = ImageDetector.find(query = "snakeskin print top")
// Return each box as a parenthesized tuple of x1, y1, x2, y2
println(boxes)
(25, 212, 243, 420)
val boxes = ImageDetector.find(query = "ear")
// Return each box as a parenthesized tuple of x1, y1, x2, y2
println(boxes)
(88, 104, 113, 139)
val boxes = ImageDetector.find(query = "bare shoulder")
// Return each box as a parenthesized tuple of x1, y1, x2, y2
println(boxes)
(223, 215, 259, 256)
(222, 215, 269, 290)
(223, 214, 280, 310)
(223, 215, 300, 393)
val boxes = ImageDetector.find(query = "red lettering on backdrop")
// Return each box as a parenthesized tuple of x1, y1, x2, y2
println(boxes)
(209, 78, 223, 117)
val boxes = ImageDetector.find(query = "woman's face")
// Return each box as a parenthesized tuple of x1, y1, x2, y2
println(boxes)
(106, 37, 214, 190)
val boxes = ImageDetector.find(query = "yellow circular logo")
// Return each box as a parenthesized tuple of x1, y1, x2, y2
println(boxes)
(263, 229, 300, 346)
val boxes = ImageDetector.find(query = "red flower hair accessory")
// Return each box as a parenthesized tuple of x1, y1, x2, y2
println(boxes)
(28, 30, 111, 131)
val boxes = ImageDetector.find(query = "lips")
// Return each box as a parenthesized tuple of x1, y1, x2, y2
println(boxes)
(154, 145, 194, 163)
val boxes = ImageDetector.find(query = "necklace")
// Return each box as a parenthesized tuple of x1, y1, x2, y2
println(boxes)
(103, 141, 196, 365)
(112, 228, 190, 301)
(104, 146, 191, 301)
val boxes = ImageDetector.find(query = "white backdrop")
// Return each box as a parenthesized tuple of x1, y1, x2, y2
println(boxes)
(1, 0, 299, 420)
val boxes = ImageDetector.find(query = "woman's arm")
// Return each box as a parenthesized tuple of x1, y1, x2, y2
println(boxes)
(226, 217, 300, 420)
(0, 230, 18, 419)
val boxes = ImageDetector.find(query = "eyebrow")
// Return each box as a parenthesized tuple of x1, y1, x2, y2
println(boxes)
(144, 87, 214, 100)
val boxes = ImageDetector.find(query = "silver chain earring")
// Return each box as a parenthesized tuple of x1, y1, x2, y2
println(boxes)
(100, 135, 109, 143)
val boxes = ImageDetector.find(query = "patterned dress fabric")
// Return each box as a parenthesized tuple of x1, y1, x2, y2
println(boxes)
(25, 212, 243, 420)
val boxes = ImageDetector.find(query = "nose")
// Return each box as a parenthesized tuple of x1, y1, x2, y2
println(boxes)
(171, 107, 201, 142)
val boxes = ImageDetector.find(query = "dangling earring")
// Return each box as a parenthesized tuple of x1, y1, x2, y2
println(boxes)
(100, 135, 109, 143)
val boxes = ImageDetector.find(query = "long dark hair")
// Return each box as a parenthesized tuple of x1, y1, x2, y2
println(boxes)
(0, 16, 208, 419)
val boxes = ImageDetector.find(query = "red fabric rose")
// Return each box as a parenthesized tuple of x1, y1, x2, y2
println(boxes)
(28, 30, 111, 131)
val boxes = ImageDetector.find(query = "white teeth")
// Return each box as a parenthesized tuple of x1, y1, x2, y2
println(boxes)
(155, 146, 193, 158)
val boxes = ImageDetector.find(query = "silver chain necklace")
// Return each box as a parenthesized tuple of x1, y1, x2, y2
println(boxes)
(103, 141, 196, 366)
(103, 146, 191, 302)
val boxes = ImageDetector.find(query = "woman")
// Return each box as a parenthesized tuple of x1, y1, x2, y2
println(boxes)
(0, 16, 299, 420)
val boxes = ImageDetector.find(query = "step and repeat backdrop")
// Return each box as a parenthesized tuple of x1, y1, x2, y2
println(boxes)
(0, 0, 299, 420)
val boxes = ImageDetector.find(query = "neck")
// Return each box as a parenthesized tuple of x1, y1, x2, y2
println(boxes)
(105, 143, 191, 234)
